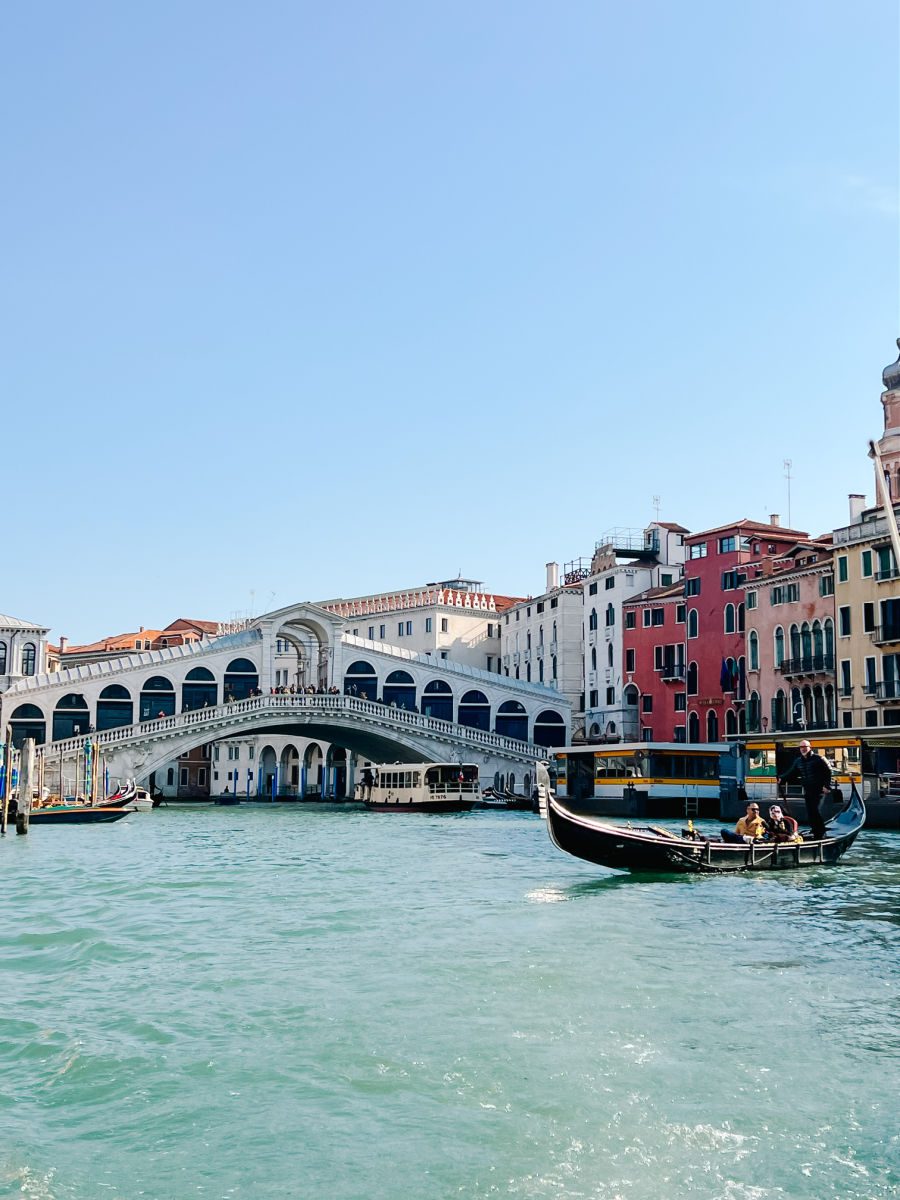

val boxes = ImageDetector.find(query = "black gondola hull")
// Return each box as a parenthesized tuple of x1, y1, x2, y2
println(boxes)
(546, 791, 865, 874)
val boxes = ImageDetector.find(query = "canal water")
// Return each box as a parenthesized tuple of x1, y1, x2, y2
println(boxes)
(1, 806, 897, 1200)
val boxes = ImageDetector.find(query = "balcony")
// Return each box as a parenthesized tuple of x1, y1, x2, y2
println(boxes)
(873, 681, 900, 703)
(657, 663, 686, 682)
(871, 625, 900, 646)
(876, 567, 900, 583)
(776, 654, 836, 678)
(838, 686, 854, 700)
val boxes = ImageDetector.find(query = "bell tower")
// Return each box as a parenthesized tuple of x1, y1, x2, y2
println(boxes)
(876, 340, 900, 500)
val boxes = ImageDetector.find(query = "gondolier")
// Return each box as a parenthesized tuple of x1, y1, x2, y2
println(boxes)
(779, 739, 831, 840)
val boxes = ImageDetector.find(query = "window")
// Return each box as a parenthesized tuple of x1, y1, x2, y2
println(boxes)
(589, 608, 598, 631)
(840, 660, 851, 693)
(515, 611, 520, 621)
(819, 575, 834, 597)
(368, 626, 374, 639)
(425, 618, 432, 633)
(625, 649, 635, 673)
(652, 608, 664, 626)
(249, 746, 254, 759)
(589, 582, 598, 595)
(441, 619, 449, 633)
(749, 630, 759, 671)
(771, 583, 799, 605)
(406, 621, 412, 636)
(838, 555, 848, 583)
(861, 550, 873, 578)
(719, 536, 736, 553)
(675, 604, 686, 623)
(167, 768, 174, 786)
(605, 577, 615, 590)
(398, 622, 404, 637)
(21, 643, 36, 675)
(688, 610, 698, 638)
(689, 542, 707, 559)
(536, 602, 544, 614)
(687, 662, 698, 695)
(379, 625, 386, 638)
(214, 746, 220, 761)
(722, 570, 743, 591)
(660, 573, 673, 586)
(180, 768, 188, 786)
(643, 609, 652, 627)
(486, 623, 494, 637)
(606, 687, 615, 705)
(865, 657, 877, 693)
(605, 604, 615, 627)
(674, 693, 686, 711)
(746, 591, 758, 609)
(839, 606, 851, 636)
(724, 604, 736, 634)
(550, 597, 558, 609)
(685, 578, 701, 596)
(642, 695, 653, 713)
(198, 769, 207, 787)
(589, 689, 599, 707)
(863, 602, 875, 632)
(625, 611, 636, 629)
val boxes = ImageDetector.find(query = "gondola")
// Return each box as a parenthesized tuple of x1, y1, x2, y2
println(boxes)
(12, 802, 131, 825)
(545, 786, 865, 874)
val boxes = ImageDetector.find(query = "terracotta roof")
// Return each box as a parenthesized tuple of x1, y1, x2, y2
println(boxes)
(164, 618, 219, 633)
(624, 581, 685, 605)
(686, 518, 810, 541)
(62, 629, 169, 654)
(655, 522, 691, 534)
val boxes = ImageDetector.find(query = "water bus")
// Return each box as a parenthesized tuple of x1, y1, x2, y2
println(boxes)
(359, 762, 480, 812)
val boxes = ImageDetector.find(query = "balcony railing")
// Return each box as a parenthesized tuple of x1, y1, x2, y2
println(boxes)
(771, 719, 838, 733)
(776, 654, 835, 677)
(657, 663, 685, 681)
(876, 567, 900, 582)
(871, 625, 900, 645)
(873, 681, 900, 702)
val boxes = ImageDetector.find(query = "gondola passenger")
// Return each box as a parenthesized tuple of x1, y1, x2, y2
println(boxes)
(765, 804, 801, 842)
(721, 802, 766, 844)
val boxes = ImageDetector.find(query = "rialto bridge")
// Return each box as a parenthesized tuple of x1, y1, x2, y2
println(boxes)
(0, 602, 571, 795)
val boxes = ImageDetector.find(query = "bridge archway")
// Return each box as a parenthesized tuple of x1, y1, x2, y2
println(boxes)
(534, 709, 566, 748)
(280, 744, 300, 796)
(422, 680, 453, 721)
(304, 743, 324, 797)
(224, 658, 259, 701)
(459, 690, 490, 731)
(140, 676, 176, 720)
(97, 684, 133, 731)
(384, 670, 416, 710)
(10, 703, 45, 748)
(183, 667, 217, 712)
(259, 745, 277, 797)
(495, 699, 527, 741)
(53, 694, 89, 741)
(326, 746, 347, 798)
(273, 610, 335, 691)
(344, 659, 377, 700)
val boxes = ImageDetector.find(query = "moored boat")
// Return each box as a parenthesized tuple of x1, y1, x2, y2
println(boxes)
(15, 801, 130, 825)
(361, 762, 479, 812)
(546, 786, 865, 874)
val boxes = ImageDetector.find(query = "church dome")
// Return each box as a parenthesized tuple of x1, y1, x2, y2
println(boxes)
(883, 339, 900, 392)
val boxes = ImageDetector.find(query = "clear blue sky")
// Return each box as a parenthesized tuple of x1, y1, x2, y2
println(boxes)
(2, 2, 898, 642)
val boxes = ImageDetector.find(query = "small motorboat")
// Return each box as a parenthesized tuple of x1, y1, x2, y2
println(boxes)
(546, 786, 865, 874)
(12, 800, 131, 825)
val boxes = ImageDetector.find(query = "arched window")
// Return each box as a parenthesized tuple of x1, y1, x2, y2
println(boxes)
(182, 666, 217, 712)
(52, 694, 89, 741)
(623, 684, 639, 707)
(224, 657, 259, 701)
(824, 618, 834, 658)
(459, 690, 490, 731)
(774, 626, 784, 667)
(97, 684, 133, 731)
(772, 688, 786, 730)
(687, 711, 700, 743)
(607, 644, 613, 667)
(538, 659, 544, 682)
(688, 610, 698, 639)
(800, 622, 812, 659)
(725, 709, 737, 737)
(10, 703, 45, 748)
(605, 604, 615, 627)
(552, 656, 557, 680)
(707, 708, 719, 742)
(534, 710, 566, 748)
(724, 603, 735, 634)
(495, 699, 528, 741)
(748, 630, 759, 672)
(687, 661, 698, 695)
(344, 659, 377, 700)
(591, 647, 597, 671)
(21, 643, 36, 676)
(737, 603, 745, 633)
(790, 624, 801, 660)
(384, 669, 416, 710)
(589, 608, 598, 631)
(812, 620, 824, 657)
(552, 621, 557, 643)
(748, 691, 761, 732)
(140, 675, 176, 720)
(0, 641, 6, 674)
(422, 680, 453, 721)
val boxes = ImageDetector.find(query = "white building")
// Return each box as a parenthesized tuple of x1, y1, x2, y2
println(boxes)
(0, 613, 49, 694)
(500, 563, 585, 734)
(582, 523, 688, 741)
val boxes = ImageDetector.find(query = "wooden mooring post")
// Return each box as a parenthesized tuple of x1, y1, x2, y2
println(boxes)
(17, 737, 35, 835)
(1, 726, 12, 836)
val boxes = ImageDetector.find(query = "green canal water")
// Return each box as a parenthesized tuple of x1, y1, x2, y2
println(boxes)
(1, 806, 898, 1200)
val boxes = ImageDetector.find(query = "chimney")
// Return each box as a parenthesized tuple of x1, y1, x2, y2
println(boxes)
(769, 513, 780, 527)
(59, 636, 67, 653)
(546, 561, 559, 591)
(848, 493, 866, 522)
(139, 625, 144, 633)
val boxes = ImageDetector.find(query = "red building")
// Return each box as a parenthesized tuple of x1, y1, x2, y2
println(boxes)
(622, 583, 686, 741)
(683, 519, 809, 742)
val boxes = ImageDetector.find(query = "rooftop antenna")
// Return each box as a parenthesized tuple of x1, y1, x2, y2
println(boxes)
(783, 460, 792, 527)
(652, 494, 661, 523)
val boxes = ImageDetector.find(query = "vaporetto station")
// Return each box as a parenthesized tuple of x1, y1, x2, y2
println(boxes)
(0, 601, 571, 799)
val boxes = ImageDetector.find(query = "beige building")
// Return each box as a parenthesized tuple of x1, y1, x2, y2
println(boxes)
(833, 342, 900, 730)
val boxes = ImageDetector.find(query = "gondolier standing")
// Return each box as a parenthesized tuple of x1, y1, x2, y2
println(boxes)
(779, 739, 831, 840)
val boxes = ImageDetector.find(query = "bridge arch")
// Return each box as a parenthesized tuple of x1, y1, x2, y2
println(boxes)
(344, 659, 377, 700)
(326, 745, 347, 798)
(421, 680, 453, 721)
(224, 658, 259, 701)
(304, 742, 324, 796)
(280, 743, 300, 796)
(183, 667, 217, 711)
(459, 689, 490, 731)
(53, 694, 89, 741)
(10, 703, 45, 748)
(534, 709, 566, 748)
(495, 699, 527, 741)
(259, 745, 278, 797)
(384, 670, 415, 710)
(140, 675, 176, 721)
(97, 684, 133, 731)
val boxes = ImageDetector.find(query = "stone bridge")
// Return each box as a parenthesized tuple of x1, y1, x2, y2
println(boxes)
(0, 601, 571, 789)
